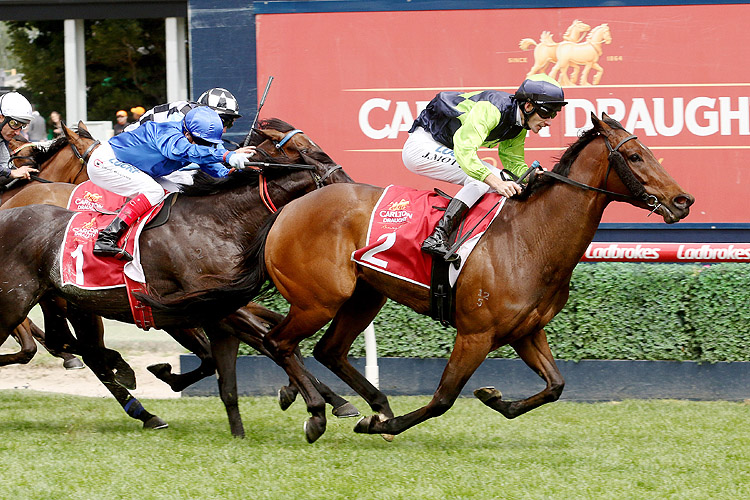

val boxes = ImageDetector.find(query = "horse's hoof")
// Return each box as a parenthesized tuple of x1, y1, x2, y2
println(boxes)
(354, 415, 371, 434)
(143, 416, 168, 430)
(147, 363, 173, 379)
(63, 357, 85, 370)
(332, 402, 360, 418)
(278, 386, 297, 411)
(381, 433, 395, 442)
(474, 386, 502, 404)
(303, 418, 326, 444)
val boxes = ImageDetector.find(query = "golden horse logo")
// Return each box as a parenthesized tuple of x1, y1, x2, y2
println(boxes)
(520, 21, 612, 86)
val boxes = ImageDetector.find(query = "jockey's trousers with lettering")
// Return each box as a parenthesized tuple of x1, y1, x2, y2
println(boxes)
(402, 126, 504, 207)
(87, 142, 167, 206)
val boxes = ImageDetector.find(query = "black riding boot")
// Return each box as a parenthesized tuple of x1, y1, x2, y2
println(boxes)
(93, 217, 133, 262)
(421, 198, 470, 260)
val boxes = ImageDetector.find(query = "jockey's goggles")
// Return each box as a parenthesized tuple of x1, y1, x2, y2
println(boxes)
(220, 114, 235, 129)
(532, 103, 561, 119)
(4, 118, 28, 130)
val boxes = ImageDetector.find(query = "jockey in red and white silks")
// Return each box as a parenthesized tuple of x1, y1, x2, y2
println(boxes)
(402, 74, 567, 260)
(87, 106, 253, 262)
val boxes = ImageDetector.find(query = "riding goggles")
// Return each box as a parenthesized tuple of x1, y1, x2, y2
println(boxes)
(532, 103, 561, 119)
(220, 114, 235, 129)
(4, 118, 28, 130)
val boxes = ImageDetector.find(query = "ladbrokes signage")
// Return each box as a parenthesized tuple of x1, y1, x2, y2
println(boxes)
(256, 4, 749, 224)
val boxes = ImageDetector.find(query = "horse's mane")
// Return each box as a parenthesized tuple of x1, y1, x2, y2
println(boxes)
(519, 115, 625, 199)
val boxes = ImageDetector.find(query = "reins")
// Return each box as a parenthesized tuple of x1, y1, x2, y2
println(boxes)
(444, 132, 661, 260)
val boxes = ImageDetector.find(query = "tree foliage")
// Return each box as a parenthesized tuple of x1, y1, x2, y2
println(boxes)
(4, 19, 167, 124)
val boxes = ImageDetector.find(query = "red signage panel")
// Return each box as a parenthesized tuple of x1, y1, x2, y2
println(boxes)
(256, 5, 750, 223)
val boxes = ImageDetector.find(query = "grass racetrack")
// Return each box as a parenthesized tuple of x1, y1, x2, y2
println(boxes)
(0, 392, 748, 499)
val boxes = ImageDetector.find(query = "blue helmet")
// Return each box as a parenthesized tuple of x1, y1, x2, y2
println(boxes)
(514, 74, 567, 110)
(182, 106, 223, 144)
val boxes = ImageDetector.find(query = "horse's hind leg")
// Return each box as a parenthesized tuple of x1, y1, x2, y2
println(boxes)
(0, 321, 38, 366)
(474, 328, 564, 419)
(355, 324, 492, 437)
(225, 305, 358, 417)
(313, 283, 392, 420)
(68, 309, 167, 429)
(27, 318, 84, 370)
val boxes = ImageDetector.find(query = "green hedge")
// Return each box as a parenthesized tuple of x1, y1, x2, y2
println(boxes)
(240, 263, 750, 362)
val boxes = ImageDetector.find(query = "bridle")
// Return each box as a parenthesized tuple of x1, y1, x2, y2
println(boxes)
(249, 128, 343, 212)
(538, 133, 662, 215)
(7, 135, 99, 186)
(244, 159, 343, 213)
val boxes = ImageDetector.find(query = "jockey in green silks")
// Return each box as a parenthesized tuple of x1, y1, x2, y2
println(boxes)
(402, 74, 567, 260)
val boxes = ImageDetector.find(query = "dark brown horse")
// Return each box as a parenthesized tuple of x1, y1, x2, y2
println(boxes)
(146, 113, 694, 442)
(0, 133, 97, 370)
(0, 120, 356, 436)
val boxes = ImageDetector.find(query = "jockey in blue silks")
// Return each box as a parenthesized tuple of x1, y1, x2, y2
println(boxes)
(87, 106, 253, 262)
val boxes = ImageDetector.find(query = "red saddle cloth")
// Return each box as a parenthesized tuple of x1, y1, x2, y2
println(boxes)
(351, 185, 505, 288)
(60, 181, 164, 329)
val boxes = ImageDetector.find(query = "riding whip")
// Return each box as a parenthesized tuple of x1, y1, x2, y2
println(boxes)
(242, 76, 274, 147)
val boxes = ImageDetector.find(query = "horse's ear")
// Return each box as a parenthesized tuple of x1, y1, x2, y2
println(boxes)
(61, 121, 75, 139)
(254, 127, 275, 141)
(590, 112, 603, 131)
(78, 120, 89, 132)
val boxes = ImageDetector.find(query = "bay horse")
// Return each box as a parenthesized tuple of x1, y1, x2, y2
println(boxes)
(0, 120, 356, 436)
(144, 113, 694, 443)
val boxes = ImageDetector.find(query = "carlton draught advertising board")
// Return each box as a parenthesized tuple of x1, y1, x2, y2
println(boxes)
(255, 5, 749, 224)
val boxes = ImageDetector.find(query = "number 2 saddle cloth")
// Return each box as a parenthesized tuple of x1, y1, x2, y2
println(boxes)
(351, 185, 505, 288)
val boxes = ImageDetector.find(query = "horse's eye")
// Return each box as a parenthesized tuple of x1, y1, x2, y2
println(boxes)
(629, 153, 642, 162)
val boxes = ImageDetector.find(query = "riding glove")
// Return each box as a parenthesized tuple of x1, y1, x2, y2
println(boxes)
(227, 152, 252, 169)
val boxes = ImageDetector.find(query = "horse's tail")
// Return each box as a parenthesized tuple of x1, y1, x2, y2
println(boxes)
(136, 211, 280, 321)
(519, 38, 537, 50)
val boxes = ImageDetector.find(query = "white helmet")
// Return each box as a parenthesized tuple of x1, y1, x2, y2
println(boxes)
(198, 88, 241, 118)
(0, 92, 33, 124)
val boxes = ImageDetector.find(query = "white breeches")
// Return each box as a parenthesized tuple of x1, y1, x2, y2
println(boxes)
(88, 142, 169, 205)
(402, 126, 504, 207)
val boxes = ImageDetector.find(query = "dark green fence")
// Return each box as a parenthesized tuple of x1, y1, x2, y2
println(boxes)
(242, 263, 750, 362)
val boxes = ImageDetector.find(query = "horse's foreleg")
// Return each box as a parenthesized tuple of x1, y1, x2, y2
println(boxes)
(204, 324, 244, 438)
(149, 328, 215, 392)
(1, 321, 37, 366)
(474, 328, 564, 419)
(355, 328, 491, 437)
(591, 63, 604, 85)
(263, 309, 329, 443)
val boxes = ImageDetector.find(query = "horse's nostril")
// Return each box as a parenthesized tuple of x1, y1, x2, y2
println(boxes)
(673, 194, 694, 209)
